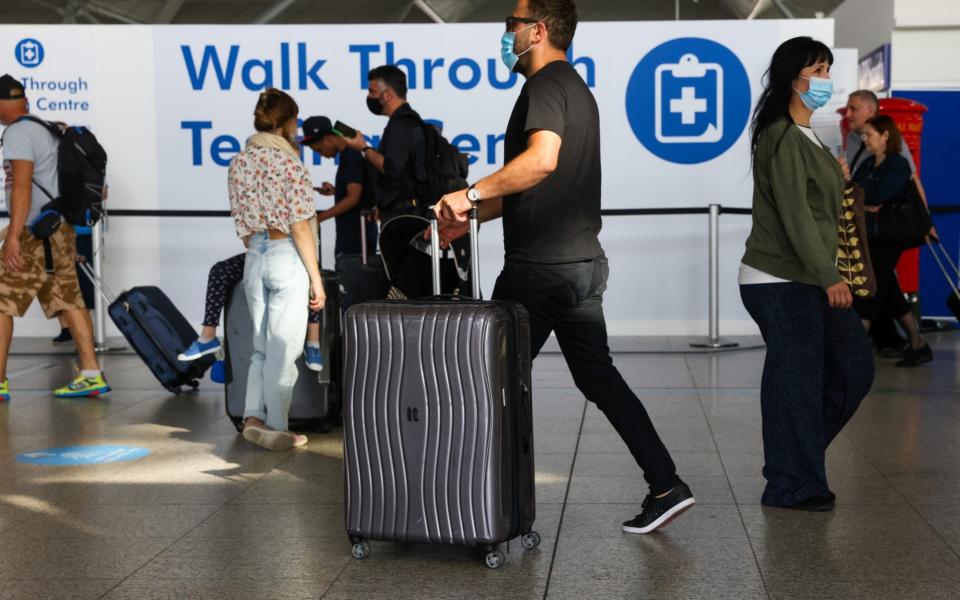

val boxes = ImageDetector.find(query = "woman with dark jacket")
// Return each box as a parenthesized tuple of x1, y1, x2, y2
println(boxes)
(739, 37, 874, 511)
(852, 115, 932, 367)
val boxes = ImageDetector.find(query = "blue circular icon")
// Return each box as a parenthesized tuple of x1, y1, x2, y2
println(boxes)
(626, 38, 750, 164)
(16, 445, 151, 465)
(15, 38, 45, 68)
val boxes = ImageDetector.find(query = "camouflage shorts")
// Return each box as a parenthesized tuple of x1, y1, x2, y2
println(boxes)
(0, 225, 85, 318)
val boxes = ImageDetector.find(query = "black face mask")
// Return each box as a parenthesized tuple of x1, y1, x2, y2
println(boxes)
(367, 95, 384, 116)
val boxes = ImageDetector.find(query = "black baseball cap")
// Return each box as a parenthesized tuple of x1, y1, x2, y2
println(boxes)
(0, 75, 25, 100)
(300, 116, 334, 145)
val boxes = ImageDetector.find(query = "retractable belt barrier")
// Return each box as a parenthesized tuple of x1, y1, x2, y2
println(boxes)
(3, 204, 958, 351)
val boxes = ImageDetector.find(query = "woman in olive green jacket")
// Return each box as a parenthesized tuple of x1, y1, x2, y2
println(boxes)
(739, 37, 874, 511)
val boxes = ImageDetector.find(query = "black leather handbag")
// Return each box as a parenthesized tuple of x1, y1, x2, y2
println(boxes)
(874, 180, 932, 249)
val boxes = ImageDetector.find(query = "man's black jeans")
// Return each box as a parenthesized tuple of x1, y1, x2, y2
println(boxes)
(740, 282, 874, 507)
(492, 255, 681, 496)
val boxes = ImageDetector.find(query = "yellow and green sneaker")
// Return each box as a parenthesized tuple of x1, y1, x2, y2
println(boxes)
(0, 379, 9, 402)
(54, 373, 111, 398)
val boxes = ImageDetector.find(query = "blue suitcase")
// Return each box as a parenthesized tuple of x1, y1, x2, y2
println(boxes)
(80, 263, 213, 394)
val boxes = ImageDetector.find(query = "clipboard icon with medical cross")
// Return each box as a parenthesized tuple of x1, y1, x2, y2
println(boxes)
(655, 53, 724, 144)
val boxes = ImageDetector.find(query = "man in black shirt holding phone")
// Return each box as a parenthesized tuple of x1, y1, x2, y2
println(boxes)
(433, 0, 695, 534)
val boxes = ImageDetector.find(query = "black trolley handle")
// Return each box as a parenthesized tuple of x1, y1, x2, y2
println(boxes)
(429, 205, 480, 299)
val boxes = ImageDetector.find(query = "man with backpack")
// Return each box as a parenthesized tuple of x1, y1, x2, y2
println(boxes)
(0, 74, 109, 401)
(345, 65, 468, 299)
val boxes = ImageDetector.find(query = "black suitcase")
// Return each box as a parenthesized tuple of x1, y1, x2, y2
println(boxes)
(342, 208, 538, 569)
(223, 269, 341, 432)
(79, 263, 213, 394)
(926, 239, 960, 320)
(336, 212, 388, 309)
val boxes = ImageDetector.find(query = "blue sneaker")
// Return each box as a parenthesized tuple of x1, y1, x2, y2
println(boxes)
(304, 344, 324, 372)
(178, 337, 221, 362)
(210, 360, 226, 384)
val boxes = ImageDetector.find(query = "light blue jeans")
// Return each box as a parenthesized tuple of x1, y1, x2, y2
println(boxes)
(242, 232, 309, 432)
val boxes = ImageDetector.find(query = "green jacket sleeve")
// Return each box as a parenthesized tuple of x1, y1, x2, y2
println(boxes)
(768, 132, 843, 289)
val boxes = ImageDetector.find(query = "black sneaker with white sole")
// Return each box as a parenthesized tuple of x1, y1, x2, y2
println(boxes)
(622, 481, 696, 534)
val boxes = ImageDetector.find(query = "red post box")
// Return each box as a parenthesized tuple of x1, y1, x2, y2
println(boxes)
(880, 98, 928, 294)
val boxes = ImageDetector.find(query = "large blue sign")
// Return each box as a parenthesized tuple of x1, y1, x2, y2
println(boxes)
(626, 38, 750, 165)
(16, 445, 151, 465)
(15, 38, 44, 68)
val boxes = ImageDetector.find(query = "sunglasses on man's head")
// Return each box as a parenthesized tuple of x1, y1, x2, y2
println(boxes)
(505, 16, 540, 30)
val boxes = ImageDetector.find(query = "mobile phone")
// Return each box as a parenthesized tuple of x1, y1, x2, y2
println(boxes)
(333, 120, 357, 139)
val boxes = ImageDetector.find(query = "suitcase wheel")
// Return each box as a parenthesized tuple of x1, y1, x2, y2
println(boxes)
(351, 541, 370, 560)
(484, 549, 506, 569)
(520, 531, 541, 550)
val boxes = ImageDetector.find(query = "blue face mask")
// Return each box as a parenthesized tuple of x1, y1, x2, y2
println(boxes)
(796, 76, 833, 111)
(500, 24, 537, 73)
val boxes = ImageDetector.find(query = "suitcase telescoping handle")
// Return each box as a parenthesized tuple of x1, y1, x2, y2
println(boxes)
(360, 212, 368, 265)
(429, 203, 481, 298)
(359, 208, 378, 265)
(78, 260, 117, 305)
(926, 239, 960, 301)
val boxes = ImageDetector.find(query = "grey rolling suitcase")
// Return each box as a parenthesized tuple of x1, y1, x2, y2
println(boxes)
(343, 207, 538, 569)
(223, 270, 341, 432)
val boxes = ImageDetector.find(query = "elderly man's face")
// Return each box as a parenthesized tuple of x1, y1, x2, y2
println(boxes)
(845, 96, 877, 132)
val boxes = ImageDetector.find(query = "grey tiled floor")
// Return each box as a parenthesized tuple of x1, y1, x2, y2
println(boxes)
(2, 333, 960, 599)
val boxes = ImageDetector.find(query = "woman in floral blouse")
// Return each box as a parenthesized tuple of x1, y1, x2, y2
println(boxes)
(228, 88, 324, 451)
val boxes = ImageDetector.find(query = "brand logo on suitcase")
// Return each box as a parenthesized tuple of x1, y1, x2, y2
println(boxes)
(406, 407, 420, 422)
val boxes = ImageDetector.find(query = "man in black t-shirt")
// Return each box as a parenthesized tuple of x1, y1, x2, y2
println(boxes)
(434, 0, 695, 534)
(301, 116, 378, 259)
(343, 65, 433, 299)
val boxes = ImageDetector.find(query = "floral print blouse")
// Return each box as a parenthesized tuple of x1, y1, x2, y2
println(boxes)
(228, 145, 315, 239)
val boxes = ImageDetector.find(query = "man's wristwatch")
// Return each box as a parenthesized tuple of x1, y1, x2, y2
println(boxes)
(361, 145, 373, 158)
(466, 184, 481, 203)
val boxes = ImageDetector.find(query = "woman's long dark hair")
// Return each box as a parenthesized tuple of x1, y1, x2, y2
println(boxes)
(750, 36, 833, 164)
